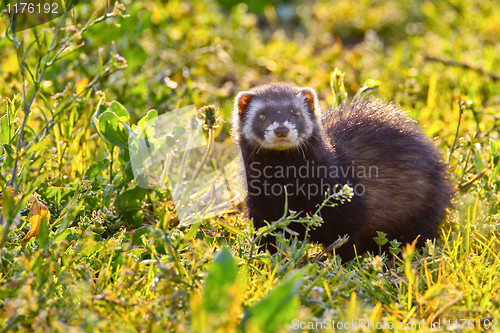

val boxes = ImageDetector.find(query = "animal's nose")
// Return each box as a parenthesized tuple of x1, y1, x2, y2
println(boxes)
(274, 126, 290, 138)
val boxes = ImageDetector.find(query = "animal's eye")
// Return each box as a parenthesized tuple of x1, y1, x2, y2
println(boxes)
(291, 110, 300, 117)
(259, 114, 267, 121)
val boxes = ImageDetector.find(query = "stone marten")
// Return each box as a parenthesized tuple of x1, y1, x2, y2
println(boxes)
(232, 83, 453, 261)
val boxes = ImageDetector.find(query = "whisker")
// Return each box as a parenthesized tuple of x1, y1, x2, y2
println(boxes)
(302, 138, 321, 161)
(297, 138, 307, 161)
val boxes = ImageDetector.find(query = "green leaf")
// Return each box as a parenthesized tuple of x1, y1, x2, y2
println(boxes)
(137, 109, 158, 128)
(172, 125, 186, 137)
(184, 222, 201, 242)
(491, 162, 500, 181)
(490, 139, 498, 156)
(92, 114, 101, 136)
(330, 68, 348, 108)
(53, 197, 83, 235)
(215, 220, 246, 238)
(165, 135, 176, 147)
(118, 148, 130, 166)
(130, 210, 144, 227)
(91, 97, 108, 135)
(0, 114, 13, 145)
(120, 121, 136, 137)
(115, 186, 147, 215)
(137, 109, 158, 141)
(84, 159, 110, 180)
(38, 213, 50, 248)
(103, 184, 116, 206)
(472, 147, 485, 173)
(24, 140, 53, 156)
(353, 79, 381, 103)
(109, 101, 130, 123)
(53, 227, 78, 244)
(98, 111, 130, 148)
(202, 247, 238, 314)
(1, 143, 14, 168)
(373, 231, 388, 246)
(6, 95, 21, 120)
(243, 270, 304, 333)
(39, 187, 67, 208)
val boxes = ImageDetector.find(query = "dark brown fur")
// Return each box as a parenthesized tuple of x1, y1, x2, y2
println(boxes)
(324, 99, 454, 253)
(234, 84, 453, 260)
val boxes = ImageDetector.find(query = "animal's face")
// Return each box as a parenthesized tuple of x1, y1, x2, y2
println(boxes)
(234, 84, 320, 150)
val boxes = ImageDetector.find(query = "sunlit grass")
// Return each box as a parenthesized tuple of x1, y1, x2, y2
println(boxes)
(0, 0, 499, 331)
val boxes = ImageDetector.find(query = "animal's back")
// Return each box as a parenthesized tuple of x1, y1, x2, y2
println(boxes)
(323, 99, 453, 252)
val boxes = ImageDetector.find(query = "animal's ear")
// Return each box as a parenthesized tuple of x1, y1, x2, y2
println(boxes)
(298, 87, 318, 113)
(235, 91, 255, 116)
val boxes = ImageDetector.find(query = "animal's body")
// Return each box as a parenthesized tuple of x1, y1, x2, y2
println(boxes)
(232, 83, 453, 261)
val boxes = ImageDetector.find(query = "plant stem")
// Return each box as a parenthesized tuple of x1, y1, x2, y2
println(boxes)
(448, 100, 464, 163)
(10, 6, 69, 196)
(176, 127, 215, 216)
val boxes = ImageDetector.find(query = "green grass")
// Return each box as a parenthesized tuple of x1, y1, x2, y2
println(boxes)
(0, 0, 499, 331)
